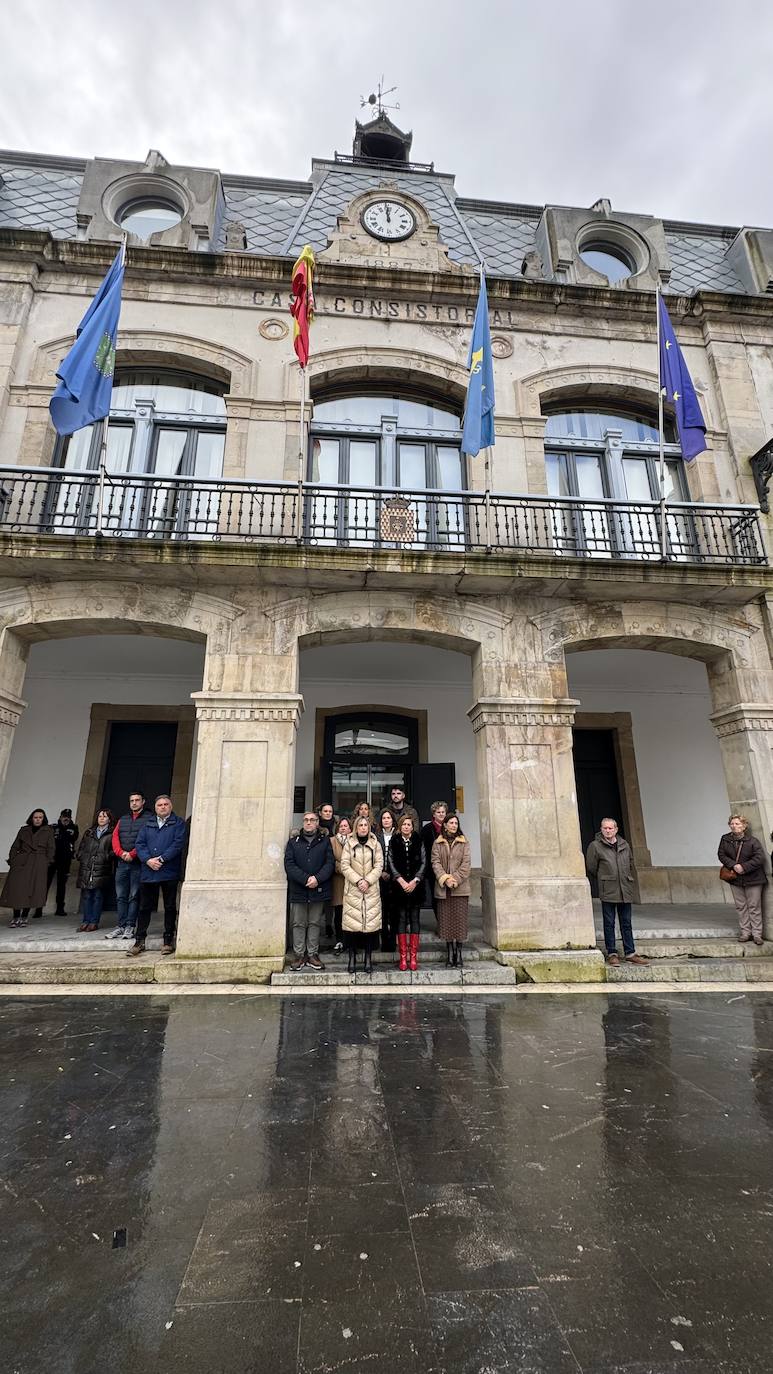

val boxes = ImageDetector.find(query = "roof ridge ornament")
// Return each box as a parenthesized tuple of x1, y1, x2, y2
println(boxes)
(360, 77, 400, 121)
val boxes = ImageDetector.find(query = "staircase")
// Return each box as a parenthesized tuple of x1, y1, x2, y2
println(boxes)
(271, 909, 516, 986)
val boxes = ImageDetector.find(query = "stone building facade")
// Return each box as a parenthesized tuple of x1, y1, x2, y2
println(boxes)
(0, 115, 772, 975)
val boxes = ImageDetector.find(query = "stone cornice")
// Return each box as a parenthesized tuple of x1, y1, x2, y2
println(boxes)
(710, 703, 773, 737)
(191, 691, 303, 725)
(3, 229, 773, 323)
(468, 697, 580, 732)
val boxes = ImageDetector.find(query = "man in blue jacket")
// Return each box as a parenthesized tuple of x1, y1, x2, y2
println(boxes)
(127, 795, 188, 957)
(284, 811, 334, 971)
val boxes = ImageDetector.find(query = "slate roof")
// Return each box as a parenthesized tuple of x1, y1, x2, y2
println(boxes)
(0, 149, 755, 297)
(0, 159, 83, 239)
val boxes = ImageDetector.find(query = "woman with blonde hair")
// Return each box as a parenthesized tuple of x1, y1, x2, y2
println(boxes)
(340, 814, 383, 973)
(718, 813, 767, 946)
(431, 813, 472, 967)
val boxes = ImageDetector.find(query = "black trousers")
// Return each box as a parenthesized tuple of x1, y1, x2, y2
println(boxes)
(48, 862, 70, 913)
(136, 881, 179, 944)
(396, 899, 422, 935)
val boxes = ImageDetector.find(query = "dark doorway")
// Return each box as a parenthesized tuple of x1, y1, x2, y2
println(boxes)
(101, 722, 178, 820)
(320, 711, 420, 818)
(573, 728, 624, 897)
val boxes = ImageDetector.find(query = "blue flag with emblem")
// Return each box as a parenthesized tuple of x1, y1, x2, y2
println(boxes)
(658, 294, 706, 461)
(462, 273, 495, 456)
(49, 250, 125, 436)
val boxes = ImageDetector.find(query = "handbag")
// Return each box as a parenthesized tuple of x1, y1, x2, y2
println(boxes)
(719, 840, 743, 883)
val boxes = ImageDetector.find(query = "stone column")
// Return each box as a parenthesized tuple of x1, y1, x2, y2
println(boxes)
(468, 695, 595, 951)
(175, 689, 303, 967)
(710, 702, 773, 938)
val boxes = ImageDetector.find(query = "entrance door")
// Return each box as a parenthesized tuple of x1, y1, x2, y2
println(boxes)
(101, 721, 178, 819)
(321, 711, 419, 817)
(572, 728, 624, 896)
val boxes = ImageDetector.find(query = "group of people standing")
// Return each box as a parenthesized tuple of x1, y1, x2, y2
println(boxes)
(0, 792, 188, 955)
(284, 786, 471, 973)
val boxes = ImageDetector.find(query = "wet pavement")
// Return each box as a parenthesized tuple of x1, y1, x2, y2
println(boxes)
(2, 991, 773, 1374)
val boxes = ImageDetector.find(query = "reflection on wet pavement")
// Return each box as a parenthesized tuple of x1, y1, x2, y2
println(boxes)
(2, 991, 773, 1372)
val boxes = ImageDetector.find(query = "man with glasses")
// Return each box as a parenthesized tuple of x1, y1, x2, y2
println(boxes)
(284, 811, 335, 972)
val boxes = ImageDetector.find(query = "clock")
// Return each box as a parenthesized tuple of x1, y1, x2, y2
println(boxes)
(361, 199, 416, 242)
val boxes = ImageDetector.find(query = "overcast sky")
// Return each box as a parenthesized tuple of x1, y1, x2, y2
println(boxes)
(1, 1, 771, 228)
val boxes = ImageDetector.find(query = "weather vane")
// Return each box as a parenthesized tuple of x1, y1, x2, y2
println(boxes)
(360, 77, 400, 120)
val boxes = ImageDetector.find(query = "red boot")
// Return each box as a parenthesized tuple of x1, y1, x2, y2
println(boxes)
(409, 933, 419, 971)
(397, 934, 409, 971)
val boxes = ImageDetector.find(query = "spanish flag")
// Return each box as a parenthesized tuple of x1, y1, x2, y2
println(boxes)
(290, 244, 315, 368)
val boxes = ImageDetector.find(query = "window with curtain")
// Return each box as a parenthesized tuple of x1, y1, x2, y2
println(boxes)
(543, 405, 691, 559)
(50, 370, 227, 537)
(307, 392, 465, 549)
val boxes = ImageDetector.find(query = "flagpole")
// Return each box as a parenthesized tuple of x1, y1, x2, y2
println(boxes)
(295, 363, 306, 542)
(483, 448, 492, 552)
(95, 234, 127, 538)
(656, 283, 667, 562)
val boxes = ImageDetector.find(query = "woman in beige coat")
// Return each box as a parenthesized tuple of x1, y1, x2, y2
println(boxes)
(340, 815, 383, 974)
(431, 813, 472, 968)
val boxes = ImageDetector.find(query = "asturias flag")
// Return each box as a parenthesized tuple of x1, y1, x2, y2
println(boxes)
(462, 274, 495, 456)
(290, 244, 315, 368)
(49, 250, 125, 436)
(658, 294, 707, 461)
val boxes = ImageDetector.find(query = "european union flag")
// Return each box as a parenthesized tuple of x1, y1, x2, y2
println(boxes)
(462, 274, 495, 456)
(658, 294, 706, 462)
(49, 251, 125, 436)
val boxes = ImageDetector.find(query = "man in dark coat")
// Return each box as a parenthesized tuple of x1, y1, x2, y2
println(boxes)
(385, 786, 420, 834)
(585, 817, 648, 967)
(49, 808, 79, 916)
(127, 795, 187, 957)
(284, 811, 334, 971)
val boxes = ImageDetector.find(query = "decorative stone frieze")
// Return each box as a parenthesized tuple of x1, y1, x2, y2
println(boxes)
(710, 703, 773, 738)
(0, 689, 27, 728)
(468, 697, 579, 733)
(191, 691, 303, 726)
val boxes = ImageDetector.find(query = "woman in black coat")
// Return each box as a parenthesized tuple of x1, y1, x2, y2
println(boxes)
(76, 808, 116, 931)
(0, 809, 55, 926)
(718, 813, 767, 945)
(388, 814, 426, 971)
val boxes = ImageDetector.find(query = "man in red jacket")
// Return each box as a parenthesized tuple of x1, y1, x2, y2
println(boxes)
(104, 791, 152, 941)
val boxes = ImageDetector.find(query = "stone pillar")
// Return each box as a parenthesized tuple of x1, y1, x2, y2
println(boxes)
(175, 689, 303, 966)
(710, 702, 773, 938)
(468, 695, 595, 951)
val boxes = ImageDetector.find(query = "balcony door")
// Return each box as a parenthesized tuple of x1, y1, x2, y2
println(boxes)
(307, 393, 465, 548)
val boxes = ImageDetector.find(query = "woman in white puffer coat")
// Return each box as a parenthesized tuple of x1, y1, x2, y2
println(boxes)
(340, 815, 383, 974)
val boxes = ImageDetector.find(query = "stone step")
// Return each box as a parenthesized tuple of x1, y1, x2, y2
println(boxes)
(271, 963, 516, 988)
(606, 956, 773, 983)
(632, 938, 773, 958)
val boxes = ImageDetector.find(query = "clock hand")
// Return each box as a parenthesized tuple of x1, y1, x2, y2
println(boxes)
(385, 204, 391, 223)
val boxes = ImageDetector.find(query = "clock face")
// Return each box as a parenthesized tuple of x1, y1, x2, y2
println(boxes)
(361, 200, 416, 242)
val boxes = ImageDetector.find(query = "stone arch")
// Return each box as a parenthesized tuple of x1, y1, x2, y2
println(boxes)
(532, 600, 758, 672)
(516, 362, 663, 422)
(296, 345, 469, 411)
(0, 581, 241, 700)
(32, 330, 252, 396)
(267, 591, 508, 670)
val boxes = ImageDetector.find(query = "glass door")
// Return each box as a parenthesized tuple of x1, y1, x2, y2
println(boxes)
(330, 763, 407, 817)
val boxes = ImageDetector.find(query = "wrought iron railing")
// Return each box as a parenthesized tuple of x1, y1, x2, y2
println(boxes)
(0, 466, 765, 566)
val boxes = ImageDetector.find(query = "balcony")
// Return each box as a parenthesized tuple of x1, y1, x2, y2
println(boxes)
(0, 466, 765, 566)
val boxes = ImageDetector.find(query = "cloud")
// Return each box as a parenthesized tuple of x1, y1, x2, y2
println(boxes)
(1, 0, 772, 226)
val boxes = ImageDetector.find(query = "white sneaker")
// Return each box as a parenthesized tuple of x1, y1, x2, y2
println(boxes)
(122, 928, 136, 940)
(104, 927, 124, 940)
